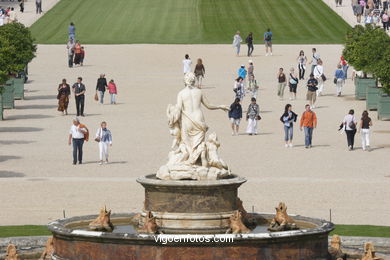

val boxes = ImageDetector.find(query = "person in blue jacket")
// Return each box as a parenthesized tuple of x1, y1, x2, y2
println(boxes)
(229, 98, 242, 136)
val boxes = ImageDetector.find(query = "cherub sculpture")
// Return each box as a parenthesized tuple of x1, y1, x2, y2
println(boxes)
(89, 206, 114, 232)
(268, 202, 298, 232)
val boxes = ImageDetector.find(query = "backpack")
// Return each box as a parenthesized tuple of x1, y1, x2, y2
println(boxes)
(265, 33, 271, 41)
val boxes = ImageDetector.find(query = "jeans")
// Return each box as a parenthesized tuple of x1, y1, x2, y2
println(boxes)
(247, 43, 254, 56)
(311, 64, 316, 75)
(68, 54, 74, 67)
(304, 127, 313, 147)
(342, 65, 349, 79)
(346, 129, 357, 148)
(361, 129, 370, 150)
(72, 138, 84, 164)
(336, 78, 343, 95)
(98, 91, 105, 104)
(383, 21, 389, 31)
(75, 95, 85, 116)
(110, 93, 116, 104)
(235, 45, 240, 55)
(298, 64, 305, 79)
(69, 34, 75, 40)
(284, 126, 293, 141)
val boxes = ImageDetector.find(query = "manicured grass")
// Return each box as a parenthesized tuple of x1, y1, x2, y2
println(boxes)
(30, 0, 350, 44)
(0, 225, 51, 238)
(0, 225, 389, 238)
(331, 225, 390, 238)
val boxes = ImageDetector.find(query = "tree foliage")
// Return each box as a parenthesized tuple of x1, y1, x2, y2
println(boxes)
(0, 22, 36, 85)
(343, 24, 390, 94)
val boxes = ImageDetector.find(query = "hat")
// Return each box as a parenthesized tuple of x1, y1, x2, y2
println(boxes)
(241, 64, 245, 67)
(248, 60, 253, 63)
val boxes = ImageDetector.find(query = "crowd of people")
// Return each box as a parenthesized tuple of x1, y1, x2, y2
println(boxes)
(350, 0, 389, 31)
(66, 24, 86, 68)
(0, 0, 43, 25)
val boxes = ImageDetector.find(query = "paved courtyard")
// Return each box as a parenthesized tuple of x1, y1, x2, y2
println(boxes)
(0, 44, 389, 226)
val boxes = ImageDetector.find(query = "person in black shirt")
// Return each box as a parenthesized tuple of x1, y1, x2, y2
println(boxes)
(306, 74, 318, 109)
(96, 74, 108, 104)
(72, 77, 86, 116)
(245, 32, 254, 57)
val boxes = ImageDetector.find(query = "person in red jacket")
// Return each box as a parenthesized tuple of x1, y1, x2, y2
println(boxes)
(300, 104, 317, 148)
(107, 79, 117, 104)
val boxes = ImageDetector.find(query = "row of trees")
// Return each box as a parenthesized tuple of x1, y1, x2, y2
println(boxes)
(343, 24, 390, 94)
(0, 22, 36, 86)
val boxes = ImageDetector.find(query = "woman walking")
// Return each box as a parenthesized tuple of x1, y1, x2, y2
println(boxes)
(297, 50, 307, 80)
(246, 97, 260, 135)
(280, 104, 298, 147)
(247, 60, 258, 98)
(288, 68, 299, 100)
(277, 68, 287, 100)
(245, 32, 254, 57)
(340, 56, 348, 80)
(95, 121, 113, 165)
(73, 41, 82, 66)
(194, 58, 205, 88)
(228, 98, 242, 136)
(343, 109, 358, 151)
(57, 79, 71, 115)
(360, 111, 373, 151)
(334, 64, 345, 96)
(313, 59, 325, 96)
(232, 31, 242, 56)
(107, 79, 117, 104)
(233, 77, 245, 101)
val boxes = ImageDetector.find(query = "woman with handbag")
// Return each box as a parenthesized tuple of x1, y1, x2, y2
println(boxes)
(95, 121, 113, 165)
(313, 59, 325, 97)
(246, 97, 260, 135)
(280, 104, 298, 148)
(342, 109, 357, 151)
(57, 79, 71, 115)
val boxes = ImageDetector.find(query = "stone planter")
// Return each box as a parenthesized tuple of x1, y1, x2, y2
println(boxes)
(366, 86, 382, 111)
(355, 77, 376, 100)
(377, 94, 390, 120)
(13, 77, 25, 100)
(0, 91, 3, 120)
(2, 80, 15, 109)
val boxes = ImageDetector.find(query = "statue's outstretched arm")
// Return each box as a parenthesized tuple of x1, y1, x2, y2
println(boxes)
(201, 94, 229, 111)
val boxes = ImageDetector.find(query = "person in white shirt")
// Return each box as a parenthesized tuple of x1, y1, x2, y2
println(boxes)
(95, 121, 113, 165)
(342, 109, 358, 150)
(8, 7, 17, 23)
(310, 48, 320, 74)
(232, 31, 242, 57)
(68, 118, 88, 164)
(183, 54, 192, 74)
(313, 59, 325, 97)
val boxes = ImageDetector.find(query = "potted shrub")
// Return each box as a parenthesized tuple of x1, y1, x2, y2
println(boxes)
(375, 45, 390, 120)
(343, 25, 383, 100)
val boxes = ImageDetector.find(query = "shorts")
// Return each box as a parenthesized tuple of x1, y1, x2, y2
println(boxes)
(306, 90, 316, 102)
(289, 84, 297, 93)
(265, 41, 272, 47)
(230, 118, 240, 126)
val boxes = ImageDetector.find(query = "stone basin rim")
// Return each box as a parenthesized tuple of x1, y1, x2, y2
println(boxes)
(48, 213, 334, 243)
(136, 174, 246, 187)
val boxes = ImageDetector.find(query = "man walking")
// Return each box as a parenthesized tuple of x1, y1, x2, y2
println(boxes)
(96, 74, 107, 104)
(300, 104, 317, 148)
(68, 22, 76, 40)
(72, 77, 86, 117)
(36, 0, 42, 14)
(310, 48, 320, 74)
(66, 38, 75, 68)
(68, 118, 88, 165)
(264, 28, 273, 56)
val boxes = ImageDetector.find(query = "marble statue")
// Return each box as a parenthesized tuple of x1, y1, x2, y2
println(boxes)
(227, 210, 250, 234)
(5, 244, 20, 260)
(157, 72, 231, 180)
(40, 237, 54, 260)
(89, 206, 114, 232)
(268, 202, 298, 232)
(328, 235, 347, 260)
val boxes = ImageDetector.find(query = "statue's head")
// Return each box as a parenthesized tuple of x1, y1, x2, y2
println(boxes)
(184, 72, 196, 88)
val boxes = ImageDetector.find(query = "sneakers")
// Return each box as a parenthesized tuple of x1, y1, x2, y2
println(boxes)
(270, 53, 273, 56)
(99, 161, 103, 165)
(265, 53, 269, 56)
(285, 144, 289, 148)
(289, 143, 293, 148)
(105, 160, 109, 164)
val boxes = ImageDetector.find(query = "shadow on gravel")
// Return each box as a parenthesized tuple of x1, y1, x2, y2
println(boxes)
(25, 95, 57, 100)
(0, 171, 25, 178)
(0, 127, 43, 132)
(16, 104, 57, 109)
(6, 114, 54, 120)
(0, 140, 35, 145)
(0, 155, 21, 162)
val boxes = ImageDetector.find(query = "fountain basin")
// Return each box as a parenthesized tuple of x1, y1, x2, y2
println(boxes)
(48, 213, 334, 260)
(137, 174, 246, 234)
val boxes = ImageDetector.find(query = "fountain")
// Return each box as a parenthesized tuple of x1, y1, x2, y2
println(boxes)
(48, 73, 334, 260)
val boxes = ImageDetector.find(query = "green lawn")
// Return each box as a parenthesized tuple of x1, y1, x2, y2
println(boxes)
(30, 0, 350, 44)
(0, 224, 389, 238)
